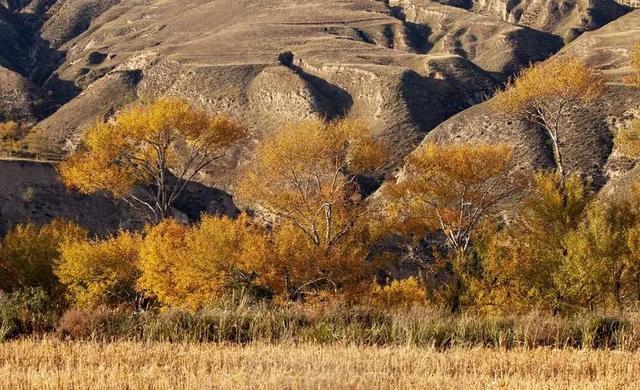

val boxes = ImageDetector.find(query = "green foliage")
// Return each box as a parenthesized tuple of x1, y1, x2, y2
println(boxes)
(560, 200, 639, 309)
(0, 287, 60, 341)
(475, 172, 590, 313)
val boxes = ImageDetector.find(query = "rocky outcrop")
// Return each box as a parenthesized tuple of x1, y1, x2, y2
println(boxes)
(0, 159, 137, 234)
(429, 0, 633, 41)
(0, 67, 50, 123)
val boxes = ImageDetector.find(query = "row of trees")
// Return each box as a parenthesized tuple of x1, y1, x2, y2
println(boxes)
(1, 45, 639, 314)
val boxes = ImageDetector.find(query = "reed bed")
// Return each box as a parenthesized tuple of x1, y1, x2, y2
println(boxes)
(46, 305, 640, 350)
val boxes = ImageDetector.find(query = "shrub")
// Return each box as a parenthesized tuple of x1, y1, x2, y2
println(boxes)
(47, 303, 640, 350)
(58, 306, 137, 340)
(0, 220, 87, 296)
(138, 216, 271, 310)
(56, 231, 143, 309)
(0, 287, 60, 341)
(370, 278, 427, 309)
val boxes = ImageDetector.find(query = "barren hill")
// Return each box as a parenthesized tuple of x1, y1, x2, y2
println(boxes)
(419, 10, 640, 190)
(0, 0, 638, 230)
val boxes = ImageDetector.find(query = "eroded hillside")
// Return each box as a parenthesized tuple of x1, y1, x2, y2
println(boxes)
(0, 0, 638, 230)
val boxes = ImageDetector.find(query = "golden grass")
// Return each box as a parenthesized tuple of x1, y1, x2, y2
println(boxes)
(1, 340, 639, 389)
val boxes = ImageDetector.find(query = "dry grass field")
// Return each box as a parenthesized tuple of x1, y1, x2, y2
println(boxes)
(1, 340, 639, 389)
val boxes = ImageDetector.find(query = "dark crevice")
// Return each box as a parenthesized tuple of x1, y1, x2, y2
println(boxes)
(385, 1, 433, 54)
(354, 28, 376, 45)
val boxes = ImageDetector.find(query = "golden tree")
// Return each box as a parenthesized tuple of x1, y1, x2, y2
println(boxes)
(0, 121, 25, 141)
(238, 119, 387, 300)
(616, 119, 640, 158)
(56, 231, 142, 309)
(0, 220, 87, 296)
(492, 58, 604, 184)
(384, 143, 516, 312)
(60, 98, 245, 222)
(138, 215, 271, 309)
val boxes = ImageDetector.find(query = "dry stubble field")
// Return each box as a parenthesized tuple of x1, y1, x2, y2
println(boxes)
(1, 340, 639, 389)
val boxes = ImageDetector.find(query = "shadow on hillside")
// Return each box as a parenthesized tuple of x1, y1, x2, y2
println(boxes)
(278, 52, 353, 121)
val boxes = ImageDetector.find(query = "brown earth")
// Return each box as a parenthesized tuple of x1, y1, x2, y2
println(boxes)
(0, 1, 638, 230)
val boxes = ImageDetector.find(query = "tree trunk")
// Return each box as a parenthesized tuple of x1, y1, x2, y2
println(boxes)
(549, 135, 565, 189)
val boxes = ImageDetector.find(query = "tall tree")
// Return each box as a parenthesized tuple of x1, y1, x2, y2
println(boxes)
(384, 143, 516, 312)
(238, 119, 387, 300)
(560, 200, 638, 310)
(492, 58, 604, 185)
(60, 98, 245, 222)
(477, 172, 590, 313)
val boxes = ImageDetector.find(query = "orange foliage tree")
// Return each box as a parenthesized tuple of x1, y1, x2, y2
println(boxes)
(238, 119, 387, 300)
(492, 58, 603, 184)
(60, 98, 245, 222)
(384, 143, 516, 312)
(138, 215, 270, 309)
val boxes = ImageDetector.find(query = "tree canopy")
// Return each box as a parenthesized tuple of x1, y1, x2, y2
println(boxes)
(60, 98, 245, 222)
(238, 119, 387, 299)
(492, 57, 604, 183)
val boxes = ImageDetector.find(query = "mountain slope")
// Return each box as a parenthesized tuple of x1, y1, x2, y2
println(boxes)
(0, 1, 637, 231)
(414, 10, 640, 190)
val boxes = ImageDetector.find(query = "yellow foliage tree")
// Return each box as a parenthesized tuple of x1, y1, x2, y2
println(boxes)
(238, 119, 387, 300)
(492, 58, 604, 183)
(0, 121, 25, 141)
(616, 119, 640, 158)
(56, 231, 142, 309)
(0, 220, 87, 296)
(384, 143, 516, 312)
(138, 215, 270, 309)
(625, 221, 640, 303)
(60, 98, 246, 222)
(477, 173, 589, 313)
